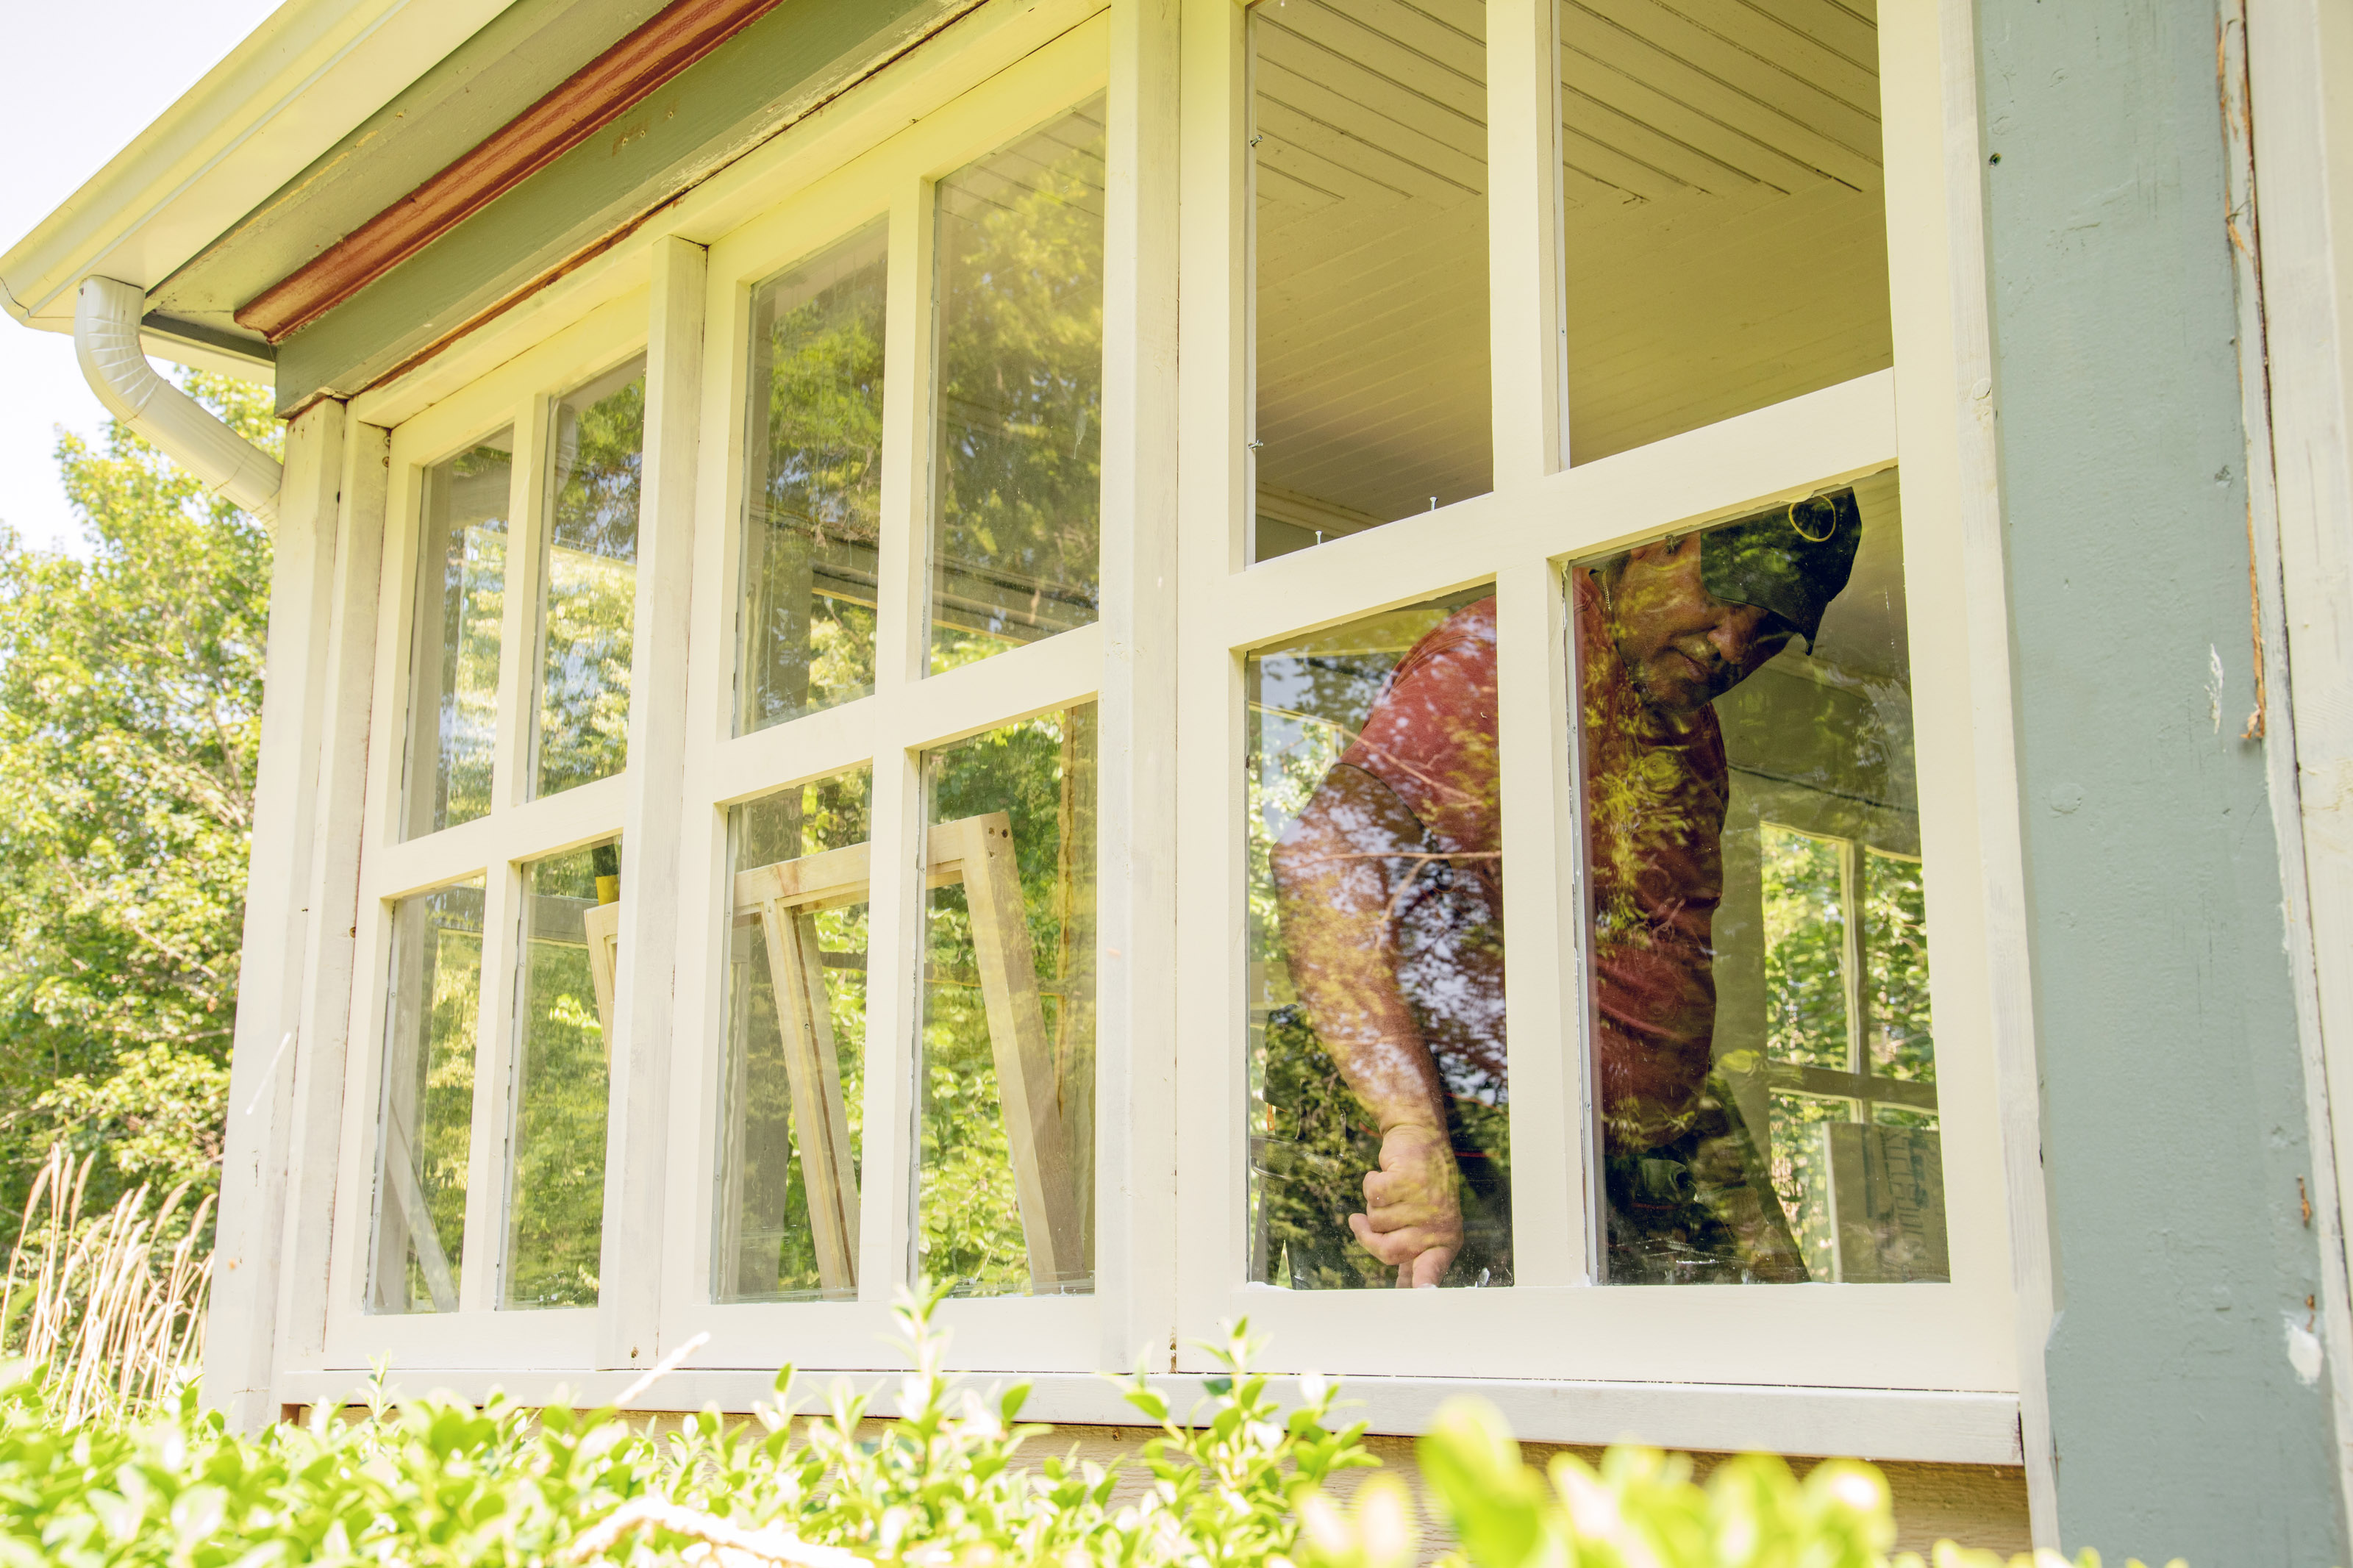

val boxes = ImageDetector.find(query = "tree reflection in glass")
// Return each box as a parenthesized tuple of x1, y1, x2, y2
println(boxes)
(535, 362, 643, 796)
(370, 878, 484, 1314)
(407, 436, 512, 837)
(739, 224, 888, 731)
(916, 706, 1095, 1296)
(716, 769, 871, 1303)
(502, 842, 614, 1308)
(929, 100, 1106, 673)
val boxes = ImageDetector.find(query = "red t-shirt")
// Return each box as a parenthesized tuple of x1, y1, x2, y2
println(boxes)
(1336, 581, 1725, 1148)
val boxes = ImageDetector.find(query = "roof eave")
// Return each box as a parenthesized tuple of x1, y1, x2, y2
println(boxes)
(0, 0, 521, 339)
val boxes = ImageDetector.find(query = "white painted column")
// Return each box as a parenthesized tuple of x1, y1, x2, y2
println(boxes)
(269, 418, 390, 1399)
(1889, 0, 2058, 1541)
(204, 398, 345, 1431)
(1095, 0, 1183, 1370)
(1170, 0, 1246, 1365)
(598, 236, 708, 1370)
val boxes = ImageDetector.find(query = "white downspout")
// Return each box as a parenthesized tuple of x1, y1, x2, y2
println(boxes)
(73, 276, 282, 527)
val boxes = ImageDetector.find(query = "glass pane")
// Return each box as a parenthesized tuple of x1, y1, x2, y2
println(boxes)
(929, 101, 1107, 672)
(407, 434, 513, 836)
(739, 223, 888, 732)
(535, 361, 644, 796)
(1247, 593, 1510, 1289)
(1575, 468, 1946, 1284)
(502, 842, 615, 1308)
(715, 767, 873, 1303)
(1252, 0, 1491, 562)
(1558, 0, 1892, 463)
(370, 878, 485, 1314)
(917, 706, 1096, 1296)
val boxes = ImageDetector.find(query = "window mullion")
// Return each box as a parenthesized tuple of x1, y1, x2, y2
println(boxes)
(856, 174, 939, 1299)
(1093, 0, 1184, 1370)
(1493, 556, 1592, 1287)
(458, 861, 520, 1314)
(598, 237, 707, 1371)
(1487, 0, 1565, 485)
(492, 396, 551, 812)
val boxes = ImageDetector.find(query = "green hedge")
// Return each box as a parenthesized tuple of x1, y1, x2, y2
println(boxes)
(0, 1290, 2165, 1568)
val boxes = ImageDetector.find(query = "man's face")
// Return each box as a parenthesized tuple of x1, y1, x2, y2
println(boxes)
(1605, 534, 1796, 715)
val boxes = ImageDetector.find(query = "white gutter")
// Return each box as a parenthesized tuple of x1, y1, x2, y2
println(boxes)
(74, 277, 282, 527)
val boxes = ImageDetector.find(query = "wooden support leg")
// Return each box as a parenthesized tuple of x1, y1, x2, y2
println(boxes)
(379, 1117, 460, 1313)
(582, 900, 621, 1059)
(951, 812, 1084, 1290)
(760, 900, 861, 1294)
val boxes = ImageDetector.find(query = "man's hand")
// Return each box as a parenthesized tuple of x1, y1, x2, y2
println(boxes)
(1349, 1122, 1463, 1288)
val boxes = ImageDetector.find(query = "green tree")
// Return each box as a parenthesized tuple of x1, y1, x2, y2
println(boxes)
(0, 373, 278, 1242)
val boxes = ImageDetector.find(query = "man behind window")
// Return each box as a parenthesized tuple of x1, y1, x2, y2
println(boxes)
(1271, 492, 1861, 1287)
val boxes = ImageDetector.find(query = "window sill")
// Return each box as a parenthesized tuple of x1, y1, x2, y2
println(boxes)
(275, 1368, 2021, 1465)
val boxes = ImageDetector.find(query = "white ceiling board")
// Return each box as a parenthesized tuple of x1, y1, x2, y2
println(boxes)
(1253, 0, 1494, 538)
(1251, 0, 1891, 554)
(1560, 0, 1891, 463)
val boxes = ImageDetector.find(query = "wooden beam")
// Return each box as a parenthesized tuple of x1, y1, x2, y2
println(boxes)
(758, 903, 862, 1293)
(235, 0, 788, 343)
(945, 812, 1084, 1291)
(582, 899, 621, 1056)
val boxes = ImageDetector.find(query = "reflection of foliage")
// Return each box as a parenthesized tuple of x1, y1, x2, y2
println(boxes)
(380, 883, 483, 1311)
(1864, 848, 1932, 1078)
(421, 442, 510, 831)
(719, 772, 873, 1302)
(1255, 1006, 1385, 1290)
(930, 101, 1107, 666)
(538, 374, 642, 796)
(742, 229, 887, 729)
(1757, 831, 1936, 1274)
(1760, 826, 1847, 1070)
(1244, 661, 1379, 981)
(421, 925, 479, 1275)
(504, 846, 610, 1309)
(918, 707, 1096, 1296)
(1766, 1088, 1840, 1280)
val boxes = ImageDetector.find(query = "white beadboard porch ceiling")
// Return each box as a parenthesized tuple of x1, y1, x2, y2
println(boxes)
(1251, 0, 1892, 543)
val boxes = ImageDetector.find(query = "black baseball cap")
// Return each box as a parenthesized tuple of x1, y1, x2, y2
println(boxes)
(1699, 487, 1862, 648)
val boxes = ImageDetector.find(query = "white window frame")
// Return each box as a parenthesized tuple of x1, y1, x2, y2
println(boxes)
(1168, 0, 2022, 1395)
(282, 0, 2037, 1463)
(657, 16, 1115, 1374)
(320, 292, 651, 1371)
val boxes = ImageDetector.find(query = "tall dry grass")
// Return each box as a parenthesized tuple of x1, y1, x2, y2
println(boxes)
(1, 1142, 213, 1423)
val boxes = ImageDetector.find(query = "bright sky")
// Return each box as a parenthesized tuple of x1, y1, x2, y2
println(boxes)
(0, 0, 283, 556)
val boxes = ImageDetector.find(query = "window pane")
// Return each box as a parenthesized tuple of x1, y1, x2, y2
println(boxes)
(1574, 468, 1946, 1284)
(917, 706, 1096, 1296)
(739, 224, 888, 731)
(370, 878, 485, 1314)
(1252, 0, 1490, 562)
(716, 768, 873, 1303)
(407, 435, 513, 836)
(929, 101, 1107, 672)
(1248, 594, 1510, 1289)
(1558, 0, 1892, 463)
(502, 842, 615, 1308)
(535, 362, 644, 795)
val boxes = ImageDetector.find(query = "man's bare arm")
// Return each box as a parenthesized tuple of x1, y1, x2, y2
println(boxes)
(1271, 764, 1463, 1286)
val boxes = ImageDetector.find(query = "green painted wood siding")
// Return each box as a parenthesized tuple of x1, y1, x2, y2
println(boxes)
(1977, 0, 2346, 1558)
